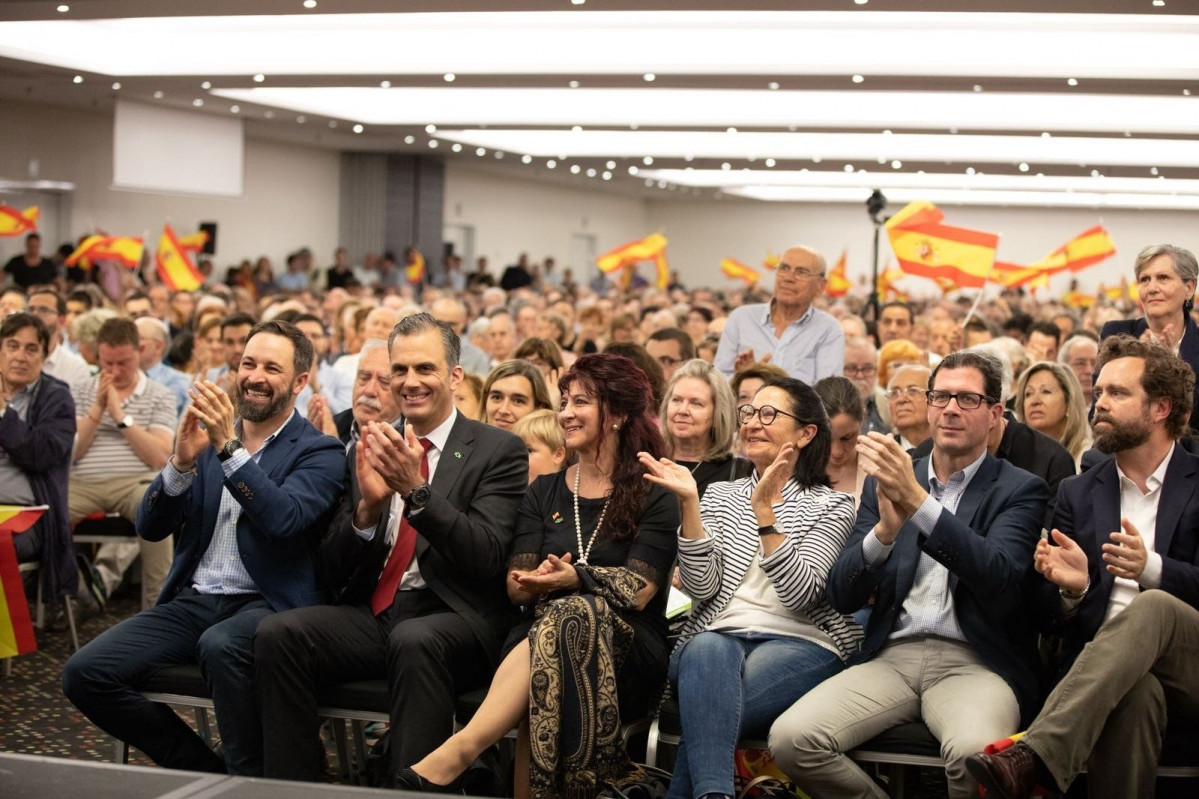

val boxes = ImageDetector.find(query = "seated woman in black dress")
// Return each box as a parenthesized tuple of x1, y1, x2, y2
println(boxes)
(399, 352, 680, 798)
(660, 359, 752, 499)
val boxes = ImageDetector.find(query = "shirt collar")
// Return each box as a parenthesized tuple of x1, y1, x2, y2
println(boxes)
(132, 370, 148, 397)
(235, 408, 297, 447)
(9, 376, 40, 405)
(421, 407, 458, 455)
(762, 299, 815, 327)
(926, 447, 988, 491)
(1116, 442, 1174, 495)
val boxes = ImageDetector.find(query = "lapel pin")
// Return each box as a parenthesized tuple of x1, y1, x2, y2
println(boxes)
(454, 451, 462, 458)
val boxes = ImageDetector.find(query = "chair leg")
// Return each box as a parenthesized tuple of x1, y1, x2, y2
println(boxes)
(351, 720, 370, 785)
(34, 572, 44, 630)
(195, 707, 211, 744)
(329, 719, 352, 782)
(3, 658, 11, 678)
(64, 596, 80, 652)
(114, 737, 129, 764)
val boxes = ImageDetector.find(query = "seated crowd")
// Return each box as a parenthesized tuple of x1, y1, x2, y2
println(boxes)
(3, 237, 1199, 798)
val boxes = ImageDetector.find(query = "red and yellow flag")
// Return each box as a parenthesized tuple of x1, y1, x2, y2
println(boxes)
(0, 205, 38, 237)
(826, 249, 852, 298)
(762, 251, 780, 270)
(885, 201, 999, 289)
(877, 262, 907, 302)
(995, 226, 1116, 289)
(66, 235, 145, 269)
(720, 257, 761, 285)
(597, 233, 670, 289)
(0, 505, 45, 659)
(406, 251, 426, 285)
(155, 224, 207, 291)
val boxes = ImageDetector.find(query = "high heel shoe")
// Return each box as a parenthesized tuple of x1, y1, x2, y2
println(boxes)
(394, 766, 470, 795)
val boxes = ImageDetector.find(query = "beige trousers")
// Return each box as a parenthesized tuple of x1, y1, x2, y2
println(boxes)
(69, 473, 172, 609)
(769, 636, 1020, 799)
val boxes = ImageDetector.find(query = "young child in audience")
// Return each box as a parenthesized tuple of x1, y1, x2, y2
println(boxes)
(512, 408, 566, 484)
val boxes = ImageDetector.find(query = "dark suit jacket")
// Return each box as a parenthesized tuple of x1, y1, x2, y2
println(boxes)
(1102, 315, 1199, 431)
(1038, 445, 1199, 676)
(333, 408, 354, 446)
(320, 413, 528, 668)
(911, 413, 1074, 527)
(0, 374, 76, 600)
(829, 453, 1049, 725)
(138, 412, 346, 612)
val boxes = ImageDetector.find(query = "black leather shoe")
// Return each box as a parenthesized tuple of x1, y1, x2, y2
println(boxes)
(965, 741, 1043, 799)
(394, 766, 469, 795)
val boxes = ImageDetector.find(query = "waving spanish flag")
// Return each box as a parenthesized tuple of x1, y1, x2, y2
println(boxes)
(0, 205, 38, 237)
(406, 250, 426, 285)
(826, 249, 852, 298)
(66, 235, 145, 269)
(0, 505, 45, 660)
(885, 201, 999, 289)
(155, 224, 207, 291)
(597, 233, 670, 289)
(720, 257, 760, 285)
(877, 262, 908, 302)
(994, 227, 1116, 289)
(762, 251, 780, 270)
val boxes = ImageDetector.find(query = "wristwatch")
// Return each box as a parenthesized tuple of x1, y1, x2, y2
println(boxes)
(406, 483, 432, 512)
(117, 414, 134, 429)
(218, 438, 244, 462)
(757, 524, 779, 536)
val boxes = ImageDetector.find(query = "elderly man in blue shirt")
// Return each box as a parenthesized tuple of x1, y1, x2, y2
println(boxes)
(715, 245, 845, 384)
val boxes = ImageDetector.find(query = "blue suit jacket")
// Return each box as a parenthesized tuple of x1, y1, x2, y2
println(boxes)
(1101, 315, 1199, 431)
(829, 453, 1049, 725)
(1038, 445, 1199, 677)
(137, 412, 347, 612)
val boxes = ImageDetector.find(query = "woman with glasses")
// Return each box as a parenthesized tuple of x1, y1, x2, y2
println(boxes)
(661, 360, 752, 500)
(886, 363, 932, 451)
(640, 377, 862, 799)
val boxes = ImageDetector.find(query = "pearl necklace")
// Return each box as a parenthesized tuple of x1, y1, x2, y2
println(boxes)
(572, 463, 611, 566)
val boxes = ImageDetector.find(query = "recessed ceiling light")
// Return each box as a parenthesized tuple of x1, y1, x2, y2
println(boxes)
(1185, 89, 1193, 96)
(973, 85, 982, 93)
(844, 164, 854, 172)
(568, 80, 579, 89)
(855, 0, 868, 4)
(570, 164, 581, 174)
(451, 143, 462, 152)
(605, 160, 616, 169)
(1042, 132, 1052, 138)
(721, 162, 731, 171)
(72, 75, 83, 83)
(546, 159, 557, 168)
(644, 179, 654, 188)
(495, 150, 504, 159)
(628, 165, 639, 175)
(765, 158, 776, 167)
(643, 73, 656, 82)
(966, 167, 976, 174)
(111, 82, 121, 90)
(767, 82, 779, 90)
(852, 75, 864, 84)
(476, 147, 486, 156)
(586, 168, 596, 176)
(253, 74, 265, 83)
(56, 5, 68, 12)
(404, 134, 415, 144)
(572, 0, 586, 5)
(329, 120, 337, 128)
(303, 0, 317, 7)
(1067, 78, 1078, 86)
(1152, 0, 1165, 6)
(380, 80, 391, 88)
(296, 115, 305, 123)
(1019, 162, 1030, 171)
(153, 90, 164, 99)
(643, 156, 654, 165)
(727, 127, 738, 134)
(571, 125, 583, 132)
(521, 154, 533, 164)
(444, 73, 455, 82)
(201, 81, 212, 89)
(425, 124, 437, 133)
(264, 110, 274, 118)
(1151, 166, 1160, 175)
(230, 105, 240, 114)
(352, 123, 364, 133)
(428, 139, 438, 147)
(192, 98, 204, 107)
(876, 156, 887, 164)
(891, 160, 902, 169)
(602, 171, 612, 180)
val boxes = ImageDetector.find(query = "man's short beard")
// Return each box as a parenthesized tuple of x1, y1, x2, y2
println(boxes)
(1092, 416, 1151, 453)
(236, 381, 294, 422)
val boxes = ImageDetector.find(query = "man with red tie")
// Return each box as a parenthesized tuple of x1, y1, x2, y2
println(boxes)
(254, 313, 528, 785)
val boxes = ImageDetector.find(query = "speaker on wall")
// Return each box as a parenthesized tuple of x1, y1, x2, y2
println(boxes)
(199, 222, 218, 255)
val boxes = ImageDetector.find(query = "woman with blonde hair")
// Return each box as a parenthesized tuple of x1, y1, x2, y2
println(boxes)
(660, 359, 752, 499)
(1014, 361, 1091, 466)
(876, 338, 925, 388)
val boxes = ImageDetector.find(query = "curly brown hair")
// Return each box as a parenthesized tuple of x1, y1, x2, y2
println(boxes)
(1096, 334, 1195, 438)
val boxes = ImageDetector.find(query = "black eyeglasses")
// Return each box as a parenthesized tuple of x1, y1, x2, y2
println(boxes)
(845, 364, 878, 377)
(737, 403, 805, 426)
(925, 390, 996, 410)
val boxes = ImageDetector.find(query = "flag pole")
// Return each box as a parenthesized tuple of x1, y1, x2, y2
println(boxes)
(962, 258, 999, 328)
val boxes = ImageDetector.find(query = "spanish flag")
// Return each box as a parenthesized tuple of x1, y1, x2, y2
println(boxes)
(0, 205, 38, 237)
(994, 227, 1116, 289)
(155, 224, 206, 291)
(720, 257, 760, 285)
(598, 233, 670, 289)
(885, 201, 999, 289)
(762, 251, 780, 270)
(826, 249, 852, 298)
(406, 250, 426, 285)
(0, 505, 45, 660)
(877, 263, 908, 302)
(66, 235, 145, 269)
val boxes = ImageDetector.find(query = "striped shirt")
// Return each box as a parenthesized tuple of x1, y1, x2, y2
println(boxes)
(71, 372, 177, 478)
(675, 474, 863, 661)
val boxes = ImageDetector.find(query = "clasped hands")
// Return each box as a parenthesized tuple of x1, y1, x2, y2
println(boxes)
(856, 432, 926, 545)
(353, 421, 427, 527)
(510, 552, 580, 598)
(173, 380, 237, 470)
(1036, 517, 1147, 593)
(90, 372, 127, 425)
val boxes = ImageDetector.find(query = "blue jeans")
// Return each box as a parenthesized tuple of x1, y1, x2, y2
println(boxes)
(62, 588, 272, 775)
(666, 631, 843, 799)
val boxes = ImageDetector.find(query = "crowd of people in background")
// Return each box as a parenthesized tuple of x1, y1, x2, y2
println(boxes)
(3, 230, 1199, 799)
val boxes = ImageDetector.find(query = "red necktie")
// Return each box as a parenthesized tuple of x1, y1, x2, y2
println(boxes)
(371, 438, 433, 615)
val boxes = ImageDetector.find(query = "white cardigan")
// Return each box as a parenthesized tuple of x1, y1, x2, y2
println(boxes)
(674, 474, 863, 661)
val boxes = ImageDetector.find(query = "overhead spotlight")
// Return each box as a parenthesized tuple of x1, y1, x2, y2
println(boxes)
(403, 135, 415, 144)
(192, 99, 204, 107)
(1151, 167, 1160, 175)
(444, 73, 456, 82)
(876, 156, 886, 165)
(586, 168, 596, 177)
(72, 75, 83, 84)
(546, 159, 557, 168)
(201, 81, 212, 90)
(111, 82, 121, 90)
(891, 160, 902, 169)
(570, 165, 581, 174)
(296, 115, 306, 123)
(644, 179, 654, 187)
(264, 110, 275, 119)
(451, 143, 463, 152)
(572, 0, 586, 5)
(628, 166, 639, 175)
(1042, 132, 1052, 138)
(1067, 78, 1078, 86)
(428, 139, 439, 148)
(153, 90, 164, 99)
(495, 151, 504, 159)
(765, 158, 776, 167)
(721, 162, 731, 171)
(476, 147, 486, 156)
(1018, 163, 1030, 172)
(57, 4, 69, 11)
(727, 127, 737, 134)
(253, 74, 265, 83)
(767, 82, 780, 90)
(352, 123, 364, 133)
(604, 160, 616, 169)
(684, 154, 694, 162)
(972, 85, 982, 92)
(328, 120, 338, 128)
(852, 74, 864, 84)
(602, 172, 612, 180)
(643, 73, 656, 82)
(522, 154, 533, 164)
(568, 80, 580, 88)
(843, 164, 854, 173)
(1152, 0, 1165, 6)
(303, 0, 317, 7)
(380, 80, 391, 88)
(571, 125, 583, 132)
(1185, 89, 1192, 96)
(812, 156, 822, 163)
(966, 167, 976, 175)
(642, 156, 654, 166)
(230, 105, 240, 114)
(425, 124, 437, 134)
(855, 0, 868, 4)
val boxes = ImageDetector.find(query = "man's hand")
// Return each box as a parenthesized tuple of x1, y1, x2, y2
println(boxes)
(858, 432, 926, 514)
(308, 394, 337, 436)
(732, 349, 771, 374)
(91, 372, 113, 421)
(352, 438, 393, 529)
(361, 421, 425, 498)
(1035, 529, 1089, 593)
(1102, 517, 1149, 581)
(188, 380, 237, 449)
(173, 405, 209, 469)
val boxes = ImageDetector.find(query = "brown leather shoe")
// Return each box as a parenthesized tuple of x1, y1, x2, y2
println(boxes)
(965, 742, 1041, 799)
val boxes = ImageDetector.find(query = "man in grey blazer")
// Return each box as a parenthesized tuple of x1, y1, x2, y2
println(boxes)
(255, 313, 528, 784)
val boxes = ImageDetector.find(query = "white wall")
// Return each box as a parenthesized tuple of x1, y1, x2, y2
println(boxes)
(646, 199, 1199, 295)
(0, 100, 340, 274)
(444, 164, 649, 275)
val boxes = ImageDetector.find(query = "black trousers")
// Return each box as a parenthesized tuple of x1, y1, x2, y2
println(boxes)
(255, 589, 491, 782)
